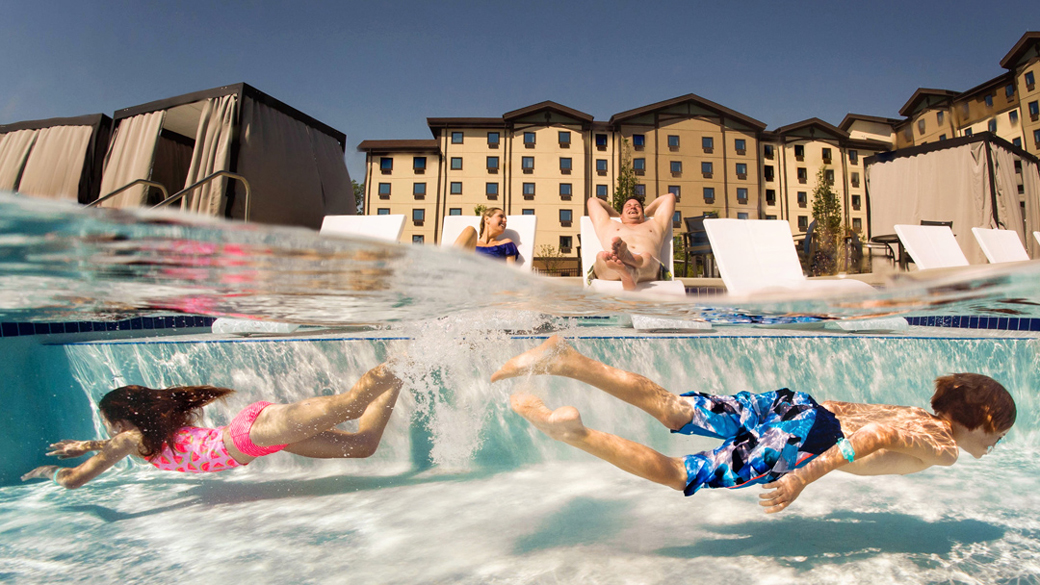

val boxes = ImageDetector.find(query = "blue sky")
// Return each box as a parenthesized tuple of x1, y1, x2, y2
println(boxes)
(2, 1, 1036, 179)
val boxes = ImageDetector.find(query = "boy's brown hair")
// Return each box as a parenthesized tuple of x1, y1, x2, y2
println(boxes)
(931, 373, 1016, 433)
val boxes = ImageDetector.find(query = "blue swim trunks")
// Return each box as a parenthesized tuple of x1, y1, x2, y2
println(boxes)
(673, 388, 843, 496)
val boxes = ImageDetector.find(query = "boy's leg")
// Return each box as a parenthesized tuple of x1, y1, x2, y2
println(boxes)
(282, 386, 401, 458)
(249, 363, 404, 448)
(512, 393, 688, 491)
(492, 335, 694, 430)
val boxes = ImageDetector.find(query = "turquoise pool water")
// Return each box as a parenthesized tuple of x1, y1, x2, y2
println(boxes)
(1, 193, 1039, 583)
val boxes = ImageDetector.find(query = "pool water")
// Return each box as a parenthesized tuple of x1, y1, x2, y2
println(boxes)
(1, 193, 1039, 583)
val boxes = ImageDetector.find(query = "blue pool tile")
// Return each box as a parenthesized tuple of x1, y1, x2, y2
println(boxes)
(1030, 319, 1040, 331)
(997, 318, 1008, 330)
(131, 318, 143, 330)
(18, 323, 34, 336)
(50, 323, 65, 334)
(1007, 318, 1019, 331)
(165, 317, 177, 328)
(142, 317, 154, 329)
(2, 323, 18, 337)
(174, 316, 188, 328)
(64, 322, 79, 333)
(968, 316, 979, 329)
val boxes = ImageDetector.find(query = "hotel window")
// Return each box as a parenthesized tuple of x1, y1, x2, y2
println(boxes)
(1034, 129, 1040, 145)
(985, 94, 993, 108)
(937, 111, 944, 125)
(735, 163, 747, 179)
(764, 144, 774, 159)
(672, 211, 681, 228)
(904, 126, 913, 140)
(486, 182, 499, 198)
(1010, 110, 1019, 124)
(851, 172, 860, 188)
(849, 150, 858, 165)
(448, 208, 462, 216)
(596, 159, 608, 175)
(1013, 137, 1022, 148)
(939, 134, 946, 141)
(668, 185, 681, 201)
(380, 157, 393, 172)
(670, 161, 682, 175)
(558, 131, 571, 147)
(852, 194, 861, 210)
(524, 132, 536, 147)
(917, 118, 926, 134)
(852, 218, 862, 231)
(794, 145, 804, 159)
(703, 187, 715, 203)
(596, 185, 608, 199)
(486, 156, 499, 172)
(413, 183, 426, 198)
(1030, 101, 1040, 119)
(797, 191, 807, 207)
(595, 134, 608, 149)
(560, 157, 572, 174)
(702, 136, 713, 152)
(797, 216, 808, 232)
(736, 188, 748, 204)
(487, 132, 500, 148)
(412, 208, 425, 225)
(522, 209, 535, 216)
(797, 168, 807, 183)
(633, 158, 646, 174)
(988, 119, 997, 133)
(452, 132, 464, 144)
(377, 208, 390, 215)
(825, 170, 834, 185)
(634, 184, 646, 197)
(765, 189, 776, 205)
(701, 161, 713, 177)
(821, 148, 832, 163)
(378, 183, 391, 198)
(1006, 84, 1015, 98)
(632, 134, 645, 149)
(965, 128, 974, 137)
(413, 157, 426, 172)
(737, 212, 749, 220)
(522, 156, 534, 172)
(764, 165, 774, 181)
(523, 183, 535, 199)
(765, 214, 777, 220)
(450, 157, 463, 170)
(559, 235, 573, 253)
(412, 235, 424, 244)
(450, 182, 462, 195)
(668, 135, 680, 149)
(734, 138, 746, 154)
(1026, 71, 1036, 89)
(559, 209, 573, 227)
(559, 183, 572, 200)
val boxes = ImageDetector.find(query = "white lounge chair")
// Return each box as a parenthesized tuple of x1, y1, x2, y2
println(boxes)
(440, 215, 537, 271)
(893, 224, 969, 270)
(1033, 231, 1040, 248)
(971, 227, 1030, 263)
(579, 216, 685, 296)
(320, 214, 405, 243)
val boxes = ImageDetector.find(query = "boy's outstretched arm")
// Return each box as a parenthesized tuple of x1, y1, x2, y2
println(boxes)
(758, 422, 958, 514)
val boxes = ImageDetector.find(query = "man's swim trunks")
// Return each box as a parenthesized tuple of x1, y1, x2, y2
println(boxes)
(673, 388, 844, 495)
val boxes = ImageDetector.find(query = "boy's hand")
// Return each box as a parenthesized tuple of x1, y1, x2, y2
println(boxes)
(759, 475, 806, 514)
(46, 440, 91, 459)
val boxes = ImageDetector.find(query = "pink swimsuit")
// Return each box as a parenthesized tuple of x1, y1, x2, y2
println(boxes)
(148, 426, 241, 473)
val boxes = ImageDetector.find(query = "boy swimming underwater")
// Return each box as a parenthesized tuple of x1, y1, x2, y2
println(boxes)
(492, 336, 1015, 513)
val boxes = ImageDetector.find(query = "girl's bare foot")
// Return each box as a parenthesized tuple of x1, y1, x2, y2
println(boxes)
(604, 257, 638, 290)
(491, 335, 576, 382)
(510, 393, 586, 442)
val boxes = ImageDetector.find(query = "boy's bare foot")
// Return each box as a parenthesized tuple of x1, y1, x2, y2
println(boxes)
(491, 335, 575, 382)
(604, 257, 638, 290)
(611, 237, 642, 270)
(510, 393, 586, 442)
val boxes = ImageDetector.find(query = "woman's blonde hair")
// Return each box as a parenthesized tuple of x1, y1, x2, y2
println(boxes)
(479, 207, 503, 239)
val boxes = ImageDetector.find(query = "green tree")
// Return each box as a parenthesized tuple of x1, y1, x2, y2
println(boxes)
(810, 166, 845, 274)
(612, 138, 639, 213)
(352, 180, 365, 215)
(473, 204, 487, 216)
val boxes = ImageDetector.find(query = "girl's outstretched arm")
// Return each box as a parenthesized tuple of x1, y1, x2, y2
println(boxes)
(22, 430, 142, 489)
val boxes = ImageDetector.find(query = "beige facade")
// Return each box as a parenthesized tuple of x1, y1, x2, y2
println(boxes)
(358, 140, 441, 244)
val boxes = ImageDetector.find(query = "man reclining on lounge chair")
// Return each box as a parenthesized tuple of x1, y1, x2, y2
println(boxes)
(588, 193, 675, 291)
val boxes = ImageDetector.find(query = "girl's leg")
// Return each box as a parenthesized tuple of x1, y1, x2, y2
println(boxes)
(511, 393, 688, 491)
(249, 363, 403, 448)
(282, 386, 401, 458)
(492, 335, 694, 430)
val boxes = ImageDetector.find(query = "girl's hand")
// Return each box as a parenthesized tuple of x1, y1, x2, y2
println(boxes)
(21, 465, 59, 482)
(46, 440, 92, 459)
(759, 474, 807, 514)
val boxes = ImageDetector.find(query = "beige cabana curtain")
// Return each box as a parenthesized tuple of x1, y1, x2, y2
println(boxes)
(16, 125, 94, 201)
(97, 111, 165, 208)
(181, 94, 238, 216)
(309, 128, 354, 215)
(0, 130, 38, 191)
(1022, 160, 1040, 258)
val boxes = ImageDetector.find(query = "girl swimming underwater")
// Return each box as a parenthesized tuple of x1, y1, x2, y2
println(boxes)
(22, 363, 402, 488)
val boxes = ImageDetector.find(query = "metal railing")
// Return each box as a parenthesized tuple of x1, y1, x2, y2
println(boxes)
(151, 171, 252, 222)
(87, 179, 168, 208)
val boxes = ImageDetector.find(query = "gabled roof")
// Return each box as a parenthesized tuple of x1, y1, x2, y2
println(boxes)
(502, 101, 593, 123)
(1000, 31, 1040, 69)
(898, 88, 959, 117)
(839, 113, 903, 132)
(773, 118, 848, 140)
(953, 72, 1014, 102)
(609, 93, 766, 130)
(357, 139, 439, 153)
(426, 117, 504, 128)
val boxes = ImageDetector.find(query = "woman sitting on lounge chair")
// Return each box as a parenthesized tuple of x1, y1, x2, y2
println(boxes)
(453, 207, 518, 264)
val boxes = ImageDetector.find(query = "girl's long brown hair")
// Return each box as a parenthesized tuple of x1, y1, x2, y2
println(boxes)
(98, 385, 235, 458)
(479, 207, 503, 239)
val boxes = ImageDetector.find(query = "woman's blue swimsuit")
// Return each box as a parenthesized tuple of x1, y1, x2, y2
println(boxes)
(674, 388, 844, 495)
(475, 241, 519, 261)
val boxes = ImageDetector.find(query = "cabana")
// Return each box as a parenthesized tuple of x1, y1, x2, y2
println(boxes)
(0, 114, 112, 203)
(865, 133, 1040, 264)
(96, 83, 353, 229)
